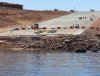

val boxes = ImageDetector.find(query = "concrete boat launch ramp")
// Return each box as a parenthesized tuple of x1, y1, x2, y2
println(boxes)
(0, 12, 100, 36)
(38, 12, 99, 35)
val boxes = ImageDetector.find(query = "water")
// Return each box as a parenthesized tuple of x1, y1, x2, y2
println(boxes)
(0, 51, 100, 76)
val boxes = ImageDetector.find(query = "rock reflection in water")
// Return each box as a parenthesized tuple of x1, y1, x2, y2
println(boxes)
(0, 50, 100, 76)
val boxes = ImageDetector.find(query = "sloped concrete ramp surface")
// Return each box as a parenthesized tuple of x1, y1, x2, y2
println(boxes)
(0, 12, 100, 36)
(38, 12, 100, 35)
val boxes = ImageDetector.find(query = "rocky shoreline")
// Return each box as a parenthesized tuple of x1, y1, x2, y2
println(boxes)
(0, 33, 99, 52)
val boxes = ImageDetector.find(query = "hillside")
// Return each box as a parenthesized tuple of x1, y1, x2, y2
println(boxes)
(0, 10, 72, 29)
(89, 18, 100, 38)
(81, 18, 100, 42)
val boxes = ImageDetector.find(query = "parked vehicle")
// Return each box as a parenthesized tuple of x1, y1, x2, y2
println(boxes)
(13, 28, 20, 31)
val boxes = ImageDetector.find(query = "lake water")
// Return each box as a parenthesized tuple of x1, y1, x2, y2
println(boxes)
(0, 51, 100, 76)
